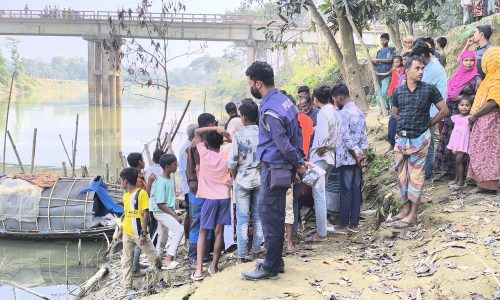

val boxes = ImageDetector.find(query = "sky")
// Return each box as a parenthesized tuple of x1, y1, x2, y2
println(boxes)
(0, 0, 241, 69)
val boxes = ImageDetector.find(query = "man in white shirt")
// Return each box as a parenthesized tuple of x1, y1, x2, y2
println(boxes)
(308, 85, 340, 242)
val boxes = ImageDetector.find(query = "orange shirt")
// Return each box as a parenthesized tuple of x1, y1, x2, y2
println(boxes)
(298, 113, 314, 158)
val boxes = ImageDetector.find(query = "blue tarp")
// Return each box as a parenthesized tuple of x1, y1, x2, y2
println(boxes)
(79, 177, 124, 215)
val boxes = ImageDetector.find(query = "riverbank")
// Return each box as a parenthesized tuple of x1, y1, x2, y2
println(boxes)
(80, 109, 499, 300)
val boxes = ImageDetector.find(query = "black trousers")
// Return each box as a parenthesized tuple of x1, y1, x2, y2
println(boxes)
(259, 164, 289, 274)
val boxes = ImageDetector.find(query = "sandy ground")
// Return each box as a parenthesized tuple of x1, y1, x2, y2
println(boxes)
(142, 183, 499, 300)
(83, 111, 499, 300)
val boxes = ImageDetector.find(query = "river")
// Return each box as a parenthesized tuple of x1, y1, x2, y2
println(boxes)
(0, 83, 222, 175)
(0, 82, 223, 299)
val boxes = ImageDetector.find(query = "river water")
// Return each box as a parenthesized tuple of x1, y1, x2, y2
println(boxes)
(0, 86, 221, 175)
(0, 84, 223, 298)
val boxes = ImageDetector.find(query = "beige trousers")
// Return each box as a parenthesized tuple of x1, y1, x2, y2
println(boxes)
(121, 234, 161, 289)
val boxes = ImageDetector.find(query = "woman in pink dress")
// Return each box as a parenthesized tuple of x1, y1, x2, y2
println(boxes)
(447, 97, 473, 190)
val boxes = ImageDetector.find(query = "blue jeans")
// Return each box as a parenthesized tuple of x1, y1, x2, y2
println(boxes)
(326, 166, 341, 217)
(339, 165, 362, 227)
(424, 126, 435, 179)
(235, 183, 263, 258)
(259, 163, 289, 274)
(378, 76, 392, 110)
(312, 160, 333, 237)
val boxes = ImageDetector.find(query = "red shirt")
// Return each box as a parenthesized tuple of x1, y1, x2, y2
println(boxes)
(298, 113, 313, 158)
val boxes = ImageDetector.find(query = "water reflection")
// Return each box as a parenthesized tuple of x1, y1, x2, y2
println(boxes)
(0, 91, 221, 176)
(0, 239, 105, 298)
(89, 105, 123, 175)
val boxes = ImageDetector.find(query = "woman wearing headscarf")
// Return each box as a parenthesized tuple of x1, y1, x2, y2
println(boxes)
(401, 35, 415, 55)
(468, 47, 500, 193)
(435, 51, 482, 175)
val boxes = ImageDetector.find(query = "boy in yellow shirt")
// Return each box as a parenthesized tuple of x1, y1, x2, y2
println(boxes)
(117, 167, 161, 292)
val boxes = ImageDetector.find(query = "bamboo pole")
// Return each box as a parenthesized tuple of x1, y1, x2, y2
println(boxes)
(2, 72, 15, 174)
(62, 162, 67, 177)
(171, 99, 191, 142)
(105, 163, 109, 182)
(72, 114, 79, 177)
(342, 0, 388, 116)
(119, 151, 125, 168)
(59, 134, 73, 168)
(6, 130, 24, 173)
(144, 143, 153, 166)
(30, 128, 37, 174)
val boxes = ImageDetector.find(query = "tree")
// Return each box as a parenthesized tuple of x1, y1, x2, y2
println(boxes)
(254, 0, 375, 110)
(0, 47, 9, 85)
(5, 37, 23, 78)
(109, 0, 205, 148)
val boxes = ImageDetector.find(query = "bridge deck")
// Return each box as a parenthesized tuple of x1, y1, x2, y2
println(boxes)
(0, 9, 383, 45)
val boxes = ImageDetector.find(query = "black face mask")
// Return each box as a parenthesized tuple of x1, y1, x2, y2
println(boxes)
(250, 85, 262, 99)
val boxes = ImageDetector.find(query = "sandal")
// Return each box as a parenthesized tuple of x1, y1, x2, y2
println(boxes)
(449, 183, 466, 191)
(191, 271, 204, 282)
(305, 234, 328, 243)
(385, 216, 403, 224)
(161, 260, 179, 270)
(208, 265, 218, 276)
(392, 220, 418, 229)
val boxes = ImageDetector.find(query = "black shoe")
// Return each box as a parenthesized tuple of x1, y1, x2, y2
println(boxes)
(255, 258, 285, 273)
(241, 264, 279, 281)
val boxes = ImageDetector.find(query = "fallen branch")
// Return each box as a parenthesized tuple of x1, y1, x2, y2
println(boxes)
(76, 266, 109, 299)
(0, 280, 50, 300)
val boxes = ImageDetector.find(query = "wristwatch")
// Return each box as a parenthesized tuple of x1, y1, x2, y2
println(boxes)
(141, 230, 148, 236)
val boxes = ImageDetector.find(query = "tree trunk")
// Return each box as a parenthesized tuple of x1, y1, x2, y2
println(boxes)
(340, 0, 387, 116)
(305, 1, 347, 80)
(403, 21, 414, 36)
(386, 20, 402, 53)
(333, 5, 368, 111)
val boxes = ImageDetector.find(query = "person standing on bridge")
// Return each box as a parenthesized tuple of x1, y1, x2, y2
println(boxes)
(24, 5, 28, 15)
(242, 61, 307, 280)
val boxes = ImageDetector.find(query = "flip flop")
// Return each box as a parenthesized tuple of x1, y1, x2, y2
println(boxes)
(208, 265, 218, 276)
(304, 234, 328, 243)
(385, 216, 403, 224)
(161, 260, 179, 270)
(450, 183, 467, 191)
(191, 271, 204, 282)
(392, 220, 418, 229)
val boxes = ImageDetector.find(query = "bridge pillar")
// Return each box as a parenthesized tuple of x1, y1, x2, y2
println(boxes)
(87, 41, 96, 105)
(95, 41, 103, 105)
(102, 48, 111, 106)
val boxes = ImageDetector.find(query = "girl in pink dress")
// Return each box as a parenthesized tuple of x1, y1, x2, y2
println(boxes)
(447, 96, 473, 190)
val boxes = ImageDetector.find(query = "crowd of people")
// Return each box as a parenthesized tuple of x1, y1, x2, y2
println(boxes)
(112, 25, 498, 295)
(40, 5, 81, 19)
(461, 0, 500, 24)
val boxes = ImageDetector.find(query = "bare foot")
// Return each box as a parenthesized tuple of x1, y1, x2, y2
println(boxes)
(286, 243, 295, 252)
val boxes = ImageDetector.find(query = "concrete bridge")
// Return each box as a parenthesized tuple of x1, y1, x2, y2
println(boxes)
(0, 9, 386, 106)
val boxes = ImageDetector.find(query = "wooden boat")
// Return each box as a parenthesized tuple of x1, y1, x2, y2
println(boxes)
(0, 176, 123, 240)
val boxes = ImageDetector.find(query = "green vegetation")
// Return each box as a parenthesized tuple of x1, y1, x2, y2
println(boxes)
(0, 38, 88, 94)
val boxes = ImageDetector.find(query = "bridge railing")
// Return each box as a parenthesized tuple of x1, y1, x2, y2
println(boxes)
(0, 9, 285, 25)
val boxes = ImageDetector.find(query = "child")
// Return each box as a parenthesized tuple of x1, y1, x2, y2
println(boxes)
(447, 97, 473, 191)
(151, 153, 185, 269)
(387, 56, 404, 99)
(117, 167, 161, 293)
(383, 56, 404, 154)
(191, 126, 232, 281)
(227, 99, 262, 262)
(127, 152, 146, 189)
